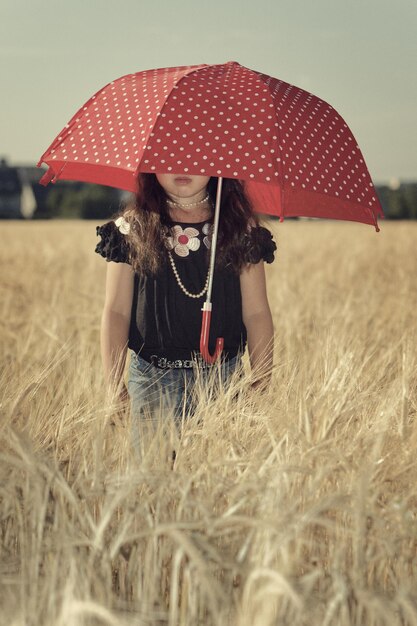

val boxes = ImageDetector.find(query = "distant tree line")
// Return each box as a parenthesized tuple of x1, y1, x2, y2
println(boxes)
(375, 183, 417, 220)
(3, 156, 414, 220)
(33, 180, 417, 220)
(34, 182, 123, 220)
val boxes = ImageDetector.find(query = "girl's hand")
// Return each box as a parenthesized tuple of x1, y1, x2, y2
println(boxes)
(118, 383, 129, 404)
(250, 375, 271, 393)
(105, 381, 129, 408)
(106, 382, 130, 427)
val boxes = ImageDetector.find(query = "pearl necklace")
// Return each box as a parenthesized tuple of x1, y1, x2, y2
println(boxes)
(167, 251, 209, 299)
(166, 193, 210, 209)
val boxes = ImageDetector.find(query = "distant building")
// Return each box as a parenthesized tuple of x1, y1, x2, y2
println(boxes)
(0, 158, 48, 218)
(0, 158, 127, 219)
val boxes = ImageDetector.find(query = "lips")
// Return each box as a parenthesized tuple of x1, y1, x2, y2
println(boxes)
(174, 177, 192, 184)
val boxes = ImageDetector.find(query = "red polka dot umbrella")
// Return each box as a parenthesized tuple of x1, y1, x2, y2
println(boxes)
(38, 61, 384, 362)
(38, 61, 383, 228)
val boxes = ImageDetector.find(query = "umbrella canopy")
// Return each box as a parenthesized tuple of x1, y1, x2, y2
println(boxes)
(38, 61, 384, 363)
(38, 61, 383, 230)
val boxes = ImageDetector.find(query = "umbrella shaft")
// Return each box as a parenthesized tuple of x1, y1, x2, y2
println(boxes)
(206, 177, 222, 303)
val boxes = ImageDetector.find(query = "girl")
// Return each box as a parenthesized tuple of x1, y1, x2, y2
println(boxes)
(95, 173, 276, 430)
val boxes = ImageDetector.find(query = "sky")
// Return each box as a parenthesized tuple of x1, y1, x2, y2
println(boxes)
(1, 0, 416, 184)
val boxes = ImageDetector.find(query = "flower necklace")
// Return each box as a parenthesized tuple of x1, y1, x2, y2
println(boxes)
(165, 196, 213, 298)
(167, 225, 210, 298)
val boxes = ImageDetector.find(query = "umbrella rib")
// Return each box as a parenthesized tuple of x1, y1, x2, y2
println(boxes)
(255, 70, 286, 222)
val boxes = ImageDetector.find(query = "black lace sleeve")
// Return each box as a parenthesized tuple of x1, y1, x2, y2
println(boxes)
(95, 221, 131, 264)
(242, 226, 277, 264)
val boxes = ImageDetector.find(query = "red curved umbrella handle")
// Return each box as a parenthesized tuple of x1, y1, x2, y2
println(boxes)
(200, 304, 224, 364)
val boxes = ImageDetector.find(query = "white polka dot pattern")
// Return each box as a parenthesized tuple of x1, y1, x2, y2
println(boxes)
(38, 61, 383, 228)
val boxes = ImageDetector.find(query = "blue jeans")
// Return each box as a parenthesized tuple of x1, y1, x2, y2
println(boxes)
(127, 350, 241, 456)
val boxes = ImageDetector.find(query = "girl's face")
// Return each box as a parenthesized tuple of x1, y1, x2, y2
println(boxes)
(155, 173, 210, 200)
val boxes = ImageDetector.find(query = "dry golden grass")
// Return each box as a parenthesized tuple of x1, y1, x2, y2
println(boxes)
(0, 218, 416, 626)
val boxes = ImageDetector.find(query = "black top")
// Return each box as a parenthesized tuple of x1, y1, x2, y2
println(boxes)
(95, 218, 276, 366)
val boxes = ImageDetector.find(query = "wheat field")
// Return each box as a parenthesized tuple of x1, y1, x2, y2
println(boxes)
(0, 218, 416, 626)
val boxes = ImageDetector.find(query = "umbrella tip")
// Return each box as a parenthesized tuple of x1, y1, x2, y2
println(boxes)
(38, 167, 55, 187)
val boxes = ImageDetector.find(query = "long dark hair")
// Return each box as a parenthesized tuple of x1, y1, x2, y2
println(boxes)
(121, 174, 258, 275)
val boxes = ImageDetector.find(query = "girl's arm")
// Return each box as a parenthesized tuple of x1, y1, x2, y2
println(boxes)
(240, 261, 274, 388)
(100, 261, 135, 397)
